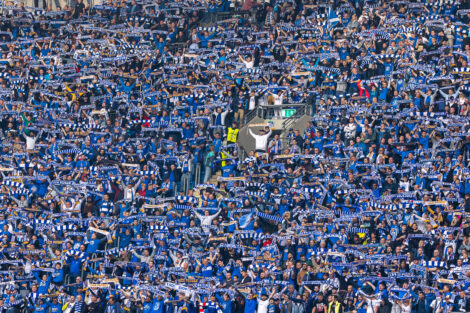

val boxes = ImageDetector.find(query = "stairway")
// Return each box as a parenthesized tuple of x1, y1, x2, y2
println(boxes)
(279, 114, 312, 147)
(209, 171, 222, 185)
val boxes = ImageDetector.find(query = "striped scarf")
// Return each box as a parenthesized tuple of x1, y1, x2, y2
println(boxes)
(3, 180, 25, 188)
(65, 250, 86, 262)
(56, 149, 81, 155)
(105, 246, 132, 256)
(424, 260, 446, 268)
(197, 27, 217, 32)
(452, 67, 470, 74)
(52, 224, 76, 233)
(149, 225, 169, 233)
(100, 201, 114, 214)
(417, 15, 442, 23)
(76, 302, 83, 313)
(239, 232, 265, 240)
(347, 227, 369, 234)
(256, 211, 283, 223)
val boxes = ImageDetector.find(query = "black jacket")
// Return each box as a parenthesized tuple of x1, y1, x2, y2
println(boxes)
(86, 302, 103, 313)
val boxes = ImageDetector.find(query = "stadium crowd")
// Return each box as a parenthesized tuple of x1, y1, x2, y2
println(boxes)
(0, 0, 469, 313)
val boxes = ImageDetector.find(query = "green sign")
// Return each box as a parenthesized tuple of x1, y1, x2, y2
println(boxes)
(281, 109, 296, 118)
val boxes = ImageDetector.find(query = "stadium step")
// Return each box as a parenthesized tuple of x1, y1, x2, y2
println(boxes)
(209, 171, 222, 184)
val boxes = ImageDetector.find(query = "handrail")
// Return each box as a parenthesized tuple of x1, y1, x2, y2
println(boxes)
(243, 107, 259, 125)
(243, 103, 309, 127)
(213, 11, 250, 22)
(238, 143, 250, 160)
(282, 104, 308, 130)
(166, 42, 187, 53)
(196, 10, 249, 27)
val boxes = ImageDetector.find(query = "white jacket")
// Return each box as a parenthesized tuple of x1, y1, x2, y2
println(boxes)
(249, 129, 272, 151)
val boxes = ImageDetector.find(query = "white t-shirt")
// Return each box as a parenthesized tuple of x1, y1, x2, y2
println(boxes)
(124, 188, 135, 201)
(344, 123, 356, 139)
(274, 94, 283, 106)
(249, 96, 256, 111)
(249, 129, 272, 151)
(257, 299, 269, 313)
(366, 299, 381, 313)
(25, 134, 37, 150)
(400, 304, 412, 313)
(243, 60, 254, 69)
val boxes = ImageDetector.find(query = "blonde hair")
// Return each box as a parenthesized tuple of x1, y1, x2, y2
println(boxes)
(268, 94, 274, 105)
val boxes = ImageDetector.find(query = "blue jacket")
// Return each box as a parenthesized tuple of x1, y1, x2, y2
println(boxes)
(33, 272, 51, 295)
